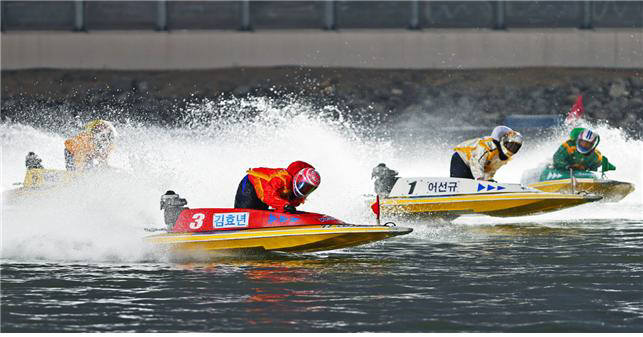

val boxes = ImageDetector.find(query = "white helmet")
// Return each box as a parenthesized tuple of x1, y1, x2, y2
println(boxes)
(500, 130, 523, 156)
(491, 125, 512, 142)
(576, 129, 599, 155)
(491, 126, 522, 156)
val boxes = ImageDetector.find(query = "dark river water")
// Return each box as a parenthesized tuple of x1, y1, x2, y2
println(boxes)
(2, 218, 642, 333)
(1, 110, 642, 332)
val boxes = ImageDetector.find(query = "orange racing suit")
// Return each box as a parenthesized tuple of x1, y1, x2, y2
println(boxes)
(64, 131, 113, 171)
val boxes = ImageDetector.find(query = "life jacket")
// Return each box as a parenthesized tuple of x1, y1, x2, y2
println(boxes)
(561, 139, 603, 162)
(65, 120, 116, 171)
(246, 167, 305, 210)
(64, 131, 112, 171)
(553, 139, 603, 171)
(454, 136, 510, 180)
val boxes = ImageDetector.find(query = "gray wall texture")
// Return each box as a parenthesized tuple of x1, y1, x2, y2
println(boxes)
(3, 30, 642, 70)
(1, 1, 642, 70)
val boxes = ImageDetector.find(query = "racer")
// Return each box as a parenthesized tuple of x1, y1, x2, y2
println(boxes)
(64, 120, 117, 171)
(552, 128, 615, 172)
(371, 163, 399, 197)
(25, 151, 44, 169)
(234, 161, 320, 213)
(451, 125, 523, 181)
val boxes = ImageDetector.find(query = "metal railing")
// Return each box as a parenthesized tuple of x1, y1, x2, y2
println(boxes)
(1, 1, 641, 32)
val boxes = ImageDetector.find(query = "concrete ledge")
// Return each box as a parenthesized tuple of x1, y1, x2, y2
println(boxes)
(2, 29, 642, 70)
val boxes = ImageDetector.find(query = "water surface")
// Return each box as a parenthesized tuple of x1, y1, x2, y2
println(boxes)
(3, 218, 642, 332)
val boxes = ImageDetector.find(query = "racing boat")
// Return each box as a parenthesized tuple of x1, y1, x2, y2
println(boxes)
(519, 96, 636, 202)
(369, 176, 601, 220)
(145, 191, 412, 254)
(521, 165, 635, 202)
(3, 167, 78, 205)
(3, 161, 129, 205)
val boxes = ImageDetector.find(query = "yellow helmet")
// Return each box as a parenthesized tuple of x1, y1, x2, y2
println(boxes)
(85, 120, 117, 147)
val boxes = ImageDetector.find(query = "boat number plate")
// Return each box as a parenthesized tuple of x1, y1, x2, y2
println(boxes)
(214, 212, 250, 229)
(406, 180, 459, 195)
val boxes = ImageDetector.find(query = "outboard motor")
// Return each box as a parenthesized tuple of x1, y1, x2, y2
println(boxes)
(160, 190, 188, 230)
(372, 163, 399, 197)
(25, 152, 43, 169)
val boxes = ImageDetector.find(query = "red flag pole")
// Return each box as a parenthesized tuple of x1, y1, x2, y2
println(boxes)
(565, 95, 584, 125)
(371, 195, 381, 226)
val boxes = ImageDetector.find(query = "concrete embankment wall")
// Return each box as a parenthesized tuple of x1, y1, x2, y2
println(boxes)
(2, 29, 642, 70)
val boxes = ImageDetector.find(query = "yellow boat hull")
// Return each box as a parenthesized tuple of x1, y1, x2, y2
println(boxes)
(145, 224, 412, 254)
(380, 192, 601, 219)
(528, 179, 635, 202)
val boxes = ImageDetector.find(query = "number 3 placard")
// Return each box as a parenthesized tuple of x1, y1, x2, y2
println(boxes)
(189, 213, 205, 229)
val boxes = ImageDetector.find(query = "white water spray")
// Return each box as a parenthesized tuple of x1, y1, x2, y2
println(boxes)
(1, 97, 641, 261)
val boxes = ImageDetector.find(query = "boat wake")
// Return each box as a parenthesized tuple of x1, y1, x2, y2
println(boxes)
(1, 97, 642, 262)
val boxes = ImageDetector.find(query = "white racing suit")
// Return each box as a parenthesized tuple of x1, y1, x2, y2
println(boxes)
(453, 136, 510, 180)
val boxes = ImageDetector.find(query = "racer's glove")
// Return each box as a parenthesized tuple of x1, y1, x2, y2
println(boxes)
(284, 205, 297, 213)
(601, 157, 616, 172)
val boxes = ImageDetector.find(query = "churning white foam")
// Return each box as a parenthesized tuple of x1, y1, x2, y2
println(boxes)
(1, 97, 641, 261)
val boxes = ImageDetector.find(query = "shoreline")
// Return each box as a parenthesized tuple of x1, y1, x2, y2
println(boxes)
(2, 67, 642, 137)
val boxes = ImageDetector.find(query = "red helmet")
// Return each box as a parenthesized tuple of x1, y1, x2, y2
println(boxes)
(292, 168, 320, 198)
(286, 160, 313, 176)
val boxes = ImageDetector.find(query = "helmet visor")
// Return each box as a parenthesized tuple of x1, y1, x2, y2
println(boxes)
(504, 141, 522, 154)
(292, 168, 320, 198)
(294, 179, 317, 198)
(96, 130, 114, 144)
(93, 124, 114, 143)
(577, 139, 595, 154)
